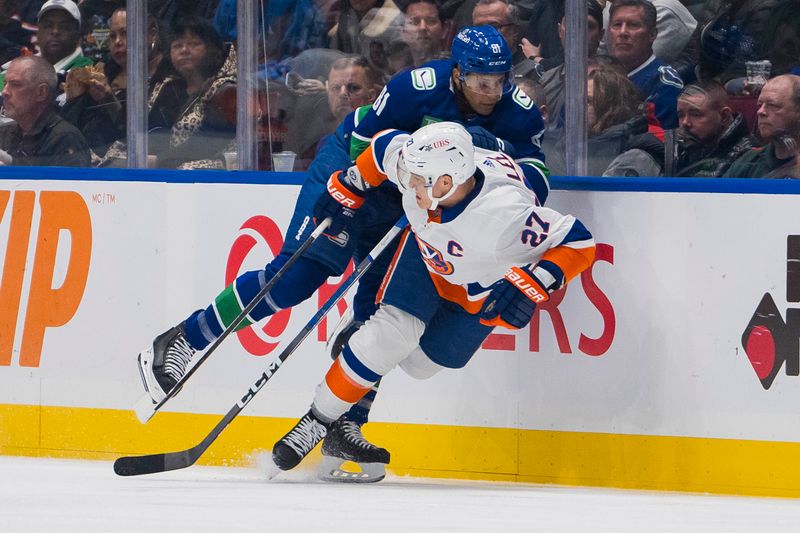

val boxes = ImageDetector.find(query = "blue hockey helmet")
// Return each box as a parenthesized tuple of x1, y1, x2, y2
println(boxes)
(451, 25, 513, 95)
(451, 25, 513, 76)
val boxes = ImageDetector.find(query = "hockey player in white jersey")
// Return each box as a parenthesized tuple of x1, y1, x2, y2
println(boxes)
(270, 122, 595, 481)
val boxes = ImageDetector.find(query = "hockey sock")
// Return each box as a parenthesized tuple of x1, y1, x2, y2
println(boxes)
(344, 380, 381, 425)
(183, 254, 334, 350)
(314, 346, 382, 422)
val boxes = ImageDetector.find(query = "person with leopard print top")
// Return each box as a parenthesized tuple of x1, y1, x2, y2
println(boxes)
(147, 15, 236, 170)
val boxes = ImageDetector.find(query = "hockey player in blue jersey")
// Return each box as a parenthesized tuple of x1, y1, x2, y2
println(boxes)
(319, 26, 550, 478)
(135, 25, 549, 482)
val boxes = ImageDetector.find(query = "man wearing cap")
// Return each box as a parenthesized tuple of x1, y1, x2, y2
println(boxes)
(0, 0, 92, 93)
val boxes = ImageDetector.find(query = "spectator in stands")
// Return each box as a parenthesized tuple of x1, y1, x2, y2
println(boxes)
(213, 0, 329, 64)
(34, 0, 93, 98)
(724, 75, 800, 178)
(78, 0, 125, 63)
(599, 1, 697, 67)
(60, 7, 171, 159)
(147, 16, 236, 170)
(0, 0, 32, 65)
(471, 0, 538, 80)
(608, 0, 683, 129)
(284, 56, 381, 171)
(548, 67, 663, 177)
(0, 0, 92, 97)
(328, 0, 403, 76)
(667, 81, 755, 177)
(696, 0, 783, 83)
(766, 2, 800, 79)
(515, 77, 549, 124)
(0, 55, 90, 166)
(537, 0, 605, 135)
(518, 0, 563, 72)
(152, 0, 219, 30)
(722, 1, 800, 95)
(398, 0, 450, 70)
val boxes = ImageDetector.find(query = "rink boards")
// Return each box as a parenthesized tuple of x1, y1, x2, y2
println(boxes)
(1, 169, 800, 497)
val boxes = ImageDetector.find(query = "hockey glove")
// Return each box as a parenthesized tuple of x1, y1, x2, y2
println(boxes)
(479, 265, 549, 329)
(314, 169, 366, 235)
(466, 125, 517, 159)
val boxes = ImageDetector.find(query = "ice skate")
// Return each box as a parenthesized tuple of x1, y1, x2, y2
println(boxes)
(319, 418, 390, 483)
(137, 323, 197, 404)
(325, 308, 364, 361)
(272, 410, 330, 472)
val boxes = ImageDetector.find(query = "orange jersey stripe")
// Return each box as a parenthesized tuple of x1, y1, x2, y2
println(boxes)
(355, 134, 391, 187)
(376, 227, 411, 304)
(541, 245, 596, 283)
(429, 272, 484, 314)
(325, 359, 372, 403)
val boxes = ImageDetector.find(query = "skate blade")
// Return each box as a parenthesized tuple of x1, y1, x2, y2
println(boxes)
(136, 349, 166, 405)
(133, 393, 158, 424)
(261, 453, 283, 481)
(318, 456, 386, 483)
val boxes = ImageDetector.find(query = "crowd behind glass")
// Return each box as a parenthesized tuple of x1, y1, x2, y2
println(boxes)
(0, 0, 798, 177)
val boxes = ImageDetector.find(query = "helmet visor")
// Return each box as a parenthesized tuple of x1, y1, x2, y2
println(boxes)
(396, 149, 435, 192)
(461, 72, 511, 96)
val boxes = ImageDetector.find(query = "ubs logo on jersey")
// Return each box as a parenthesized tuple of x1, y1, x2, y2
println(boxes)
(740, 236, 800, 389)
(415, 236, 454, 275)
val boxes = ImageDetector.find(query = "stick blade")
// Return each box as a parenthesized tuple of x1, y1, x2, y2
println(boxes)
(114, 454, 168, 476)
(113, 449, 196, 477)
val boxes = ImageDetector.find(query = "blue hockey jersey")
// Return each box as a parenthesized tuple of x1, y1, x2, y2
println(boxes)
(628, 55, 683, 129)
(350, 59, 550, 203)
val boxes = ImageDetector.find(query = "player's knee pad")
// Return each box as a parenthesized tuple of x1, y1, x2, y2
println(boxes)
(348, 304, 425, 376)
(399, 347, 445, 380)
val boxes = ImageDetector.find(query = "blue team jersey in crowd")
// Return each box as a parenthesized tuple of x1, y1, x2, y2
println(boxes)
(349, 59, 550, 202)
(628, 55, 684, 129)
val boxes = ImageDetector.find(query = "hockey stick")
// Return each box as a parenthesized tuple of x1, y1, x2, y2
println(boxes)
(133, 217, 332, 424)
(114, 216, 408, 476)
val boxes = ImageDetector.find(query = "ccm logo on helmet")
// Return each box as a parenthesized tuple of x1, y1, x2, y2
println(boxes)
(505, 268, 548, 303)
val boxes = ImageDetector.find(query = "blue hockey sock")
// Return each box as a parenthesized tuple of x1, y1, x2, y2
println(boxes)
(344, 380, 381, 425)
(183, 254, 335, 350)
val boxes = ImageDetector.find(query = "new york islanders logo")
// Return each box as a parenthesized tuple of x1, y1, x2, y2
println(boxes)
(415, 237, 454, 275)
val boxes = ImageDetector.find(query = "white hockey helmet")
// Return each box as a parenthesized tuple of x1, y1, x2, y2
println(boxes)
(396, 121, 476, 209)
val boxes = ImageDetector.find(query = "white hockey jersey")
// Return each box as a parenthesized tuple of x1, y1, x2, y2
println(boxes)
(355, 130, 595, 313)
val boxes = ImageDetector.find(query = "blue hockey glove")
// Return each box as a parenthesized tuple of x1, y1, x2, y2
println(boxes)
(479, 265, 549, 329)
(314, 169, 365, 235)
(466, 125, 517, 158)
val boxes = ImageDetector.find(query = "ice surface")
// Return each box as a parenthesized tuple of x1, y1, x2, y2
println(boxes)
(1, 456, 799, 532)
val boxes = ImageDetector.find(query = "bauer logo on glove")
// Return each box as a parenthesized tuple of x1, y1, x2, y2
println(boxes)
(505, 267, 549, 303)
(479, 265, 550, 329)
(314, 170, 366, 235)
